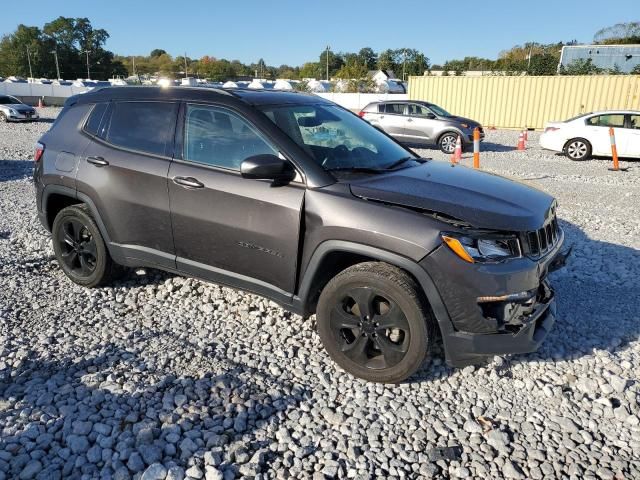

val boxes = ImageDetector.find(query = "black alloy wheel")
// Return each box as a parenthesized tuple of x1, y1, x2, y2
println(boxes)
(330, 286, 410, 370)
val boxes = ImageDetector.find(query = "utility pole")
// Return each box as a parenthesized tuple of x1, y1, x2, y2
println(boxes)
(184, 52, 188, 77)
(83, 50, 90, 79)
(326, 45, 330, 81)
(51, 50, 61, 80)
(132, 56, 136, 77)
(26, 45, 34, 79)
(527, 44, 533, 72)
(402, 49, 407, 81)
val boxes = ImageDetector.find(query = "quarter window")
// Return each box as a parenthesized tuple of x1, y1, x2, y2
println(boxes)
(105, 102, 178, 156)
(628, 115, 640, 130)
(184, 104, 278, 170)
(586, 114, 625, 128)
(84, 103, 108, 137)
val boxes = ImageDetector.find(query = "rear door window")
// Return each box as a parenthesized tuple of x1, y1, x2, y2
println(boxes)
(105, 101, 178, 156)
(383, 103, 406, 115)
(586, 114, 625, 128)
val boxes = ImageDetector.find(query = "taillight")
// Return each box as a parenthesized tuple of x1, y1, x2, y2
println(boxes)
(358, 111, 365, 118)
(544, 127, 560, 133)
(34, 142, 45, 162)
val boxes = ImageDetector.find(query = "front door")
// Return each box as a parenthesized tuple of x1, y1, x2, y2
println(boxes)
(404, 103, 440, 144)
(619, 114, 640, 157)
(584, 113, 626, 156)
(168, 103, 305, 300)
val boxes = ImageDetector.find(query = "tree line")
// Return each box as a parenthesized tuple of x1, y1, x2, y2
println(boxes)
(1, 18, 638, 81)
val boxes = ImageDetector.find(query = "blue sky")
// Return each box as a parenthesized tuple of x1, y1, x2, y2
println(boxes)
(2, 0, 637, 66)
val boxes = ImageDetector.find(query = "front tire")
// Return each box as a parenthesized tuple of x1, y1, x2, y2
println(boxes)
(0, 112, 7, 123)
(564, 138, 592, 161)
(316, 262, 434, 383)
(438, 133, 458, 154)
(52, 205, 117, 287)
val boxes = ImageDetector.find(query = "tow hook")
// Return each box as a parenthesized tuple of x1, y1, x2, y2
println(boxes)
(549, 244, 573, 272)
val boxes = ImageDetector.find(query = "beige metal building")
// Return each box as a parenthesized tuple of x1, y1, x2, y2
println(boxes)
(408, 75, 640, 129)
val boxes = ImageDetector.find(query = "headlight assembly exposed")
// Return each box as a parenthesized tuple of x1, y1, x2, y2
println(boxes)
(441, 232, 521, 263)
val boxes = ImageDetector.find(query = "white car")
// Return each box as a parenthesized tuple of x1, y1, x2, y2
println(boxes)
(539, 110, 640, 160)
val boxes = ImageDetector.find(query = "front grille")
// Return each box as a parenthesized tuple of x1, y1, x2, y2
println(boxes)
(524, 214, 560, 258)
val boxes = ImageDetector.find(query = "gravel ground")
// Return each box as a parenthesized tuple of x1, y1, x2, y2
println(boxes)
(1, 108, 639, 480)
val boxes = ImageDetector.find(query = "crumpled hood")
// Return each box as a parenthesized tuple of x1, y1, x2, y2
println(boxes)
(349, 162, 555, 231)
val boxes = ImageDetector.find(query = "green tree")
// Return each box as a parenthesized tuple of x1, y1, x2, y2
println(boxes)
(318, 49, 343, 79)
(559, 58, 603, 75)
(377, 49, 398, 73)
(150, 49, 167, 57)
(358, 47, 377, 70)
(527, 54, 558, 75)
(299, 61, 321, 79)
(594, 22, 640, 44)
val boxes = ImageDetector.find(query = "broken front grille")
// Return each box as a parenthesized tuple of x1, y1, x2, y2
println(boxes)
(525, 215, 560, 258)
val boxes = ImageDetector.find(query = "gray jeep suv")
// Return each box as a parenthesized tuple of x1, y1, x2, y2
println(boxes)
(360, 100, 484, 153)
(34, 87, 567, 383)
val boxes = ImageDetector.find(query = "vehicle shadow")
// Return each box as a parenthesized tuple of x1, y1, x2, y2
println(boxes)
(412, 218, 639, 382)
(0, 160, 33, 182)
(481, 142, 516, 153)
(0, 341, 310, 479)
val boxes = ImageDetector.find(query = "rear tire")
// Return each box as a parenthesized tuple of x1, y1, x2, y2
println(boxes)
(316, 262, 434, 383)
(564, 138, 592, 161)
(52, 205, 118, 287)
(0, 112, 7, 123)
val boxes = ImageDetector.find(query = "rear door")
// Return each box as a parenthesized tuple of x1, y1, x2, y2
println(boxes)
(584, 113, 626, 156)
(404, 103, 440, 144)
(377, 103, 408, 139)
(168, 103, 305, 299)
(76, 100, 178, 269)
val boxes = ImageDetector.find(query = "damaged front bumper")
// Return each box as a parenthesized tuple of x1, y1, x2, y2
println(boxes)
(421, 229, 570, 367)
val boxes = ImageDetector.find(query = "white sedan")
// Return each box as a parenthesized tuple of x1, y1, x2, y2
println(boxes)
(539, 110, 640, 160)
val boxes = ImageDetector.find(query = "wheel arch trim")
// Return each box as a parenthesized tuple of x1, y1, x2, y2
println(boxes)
(42, 184, 112, 244)
(296, 240, 455, 335)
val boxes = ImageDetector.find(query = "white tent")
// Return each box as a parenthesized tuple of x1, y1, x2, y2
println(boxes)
(223, 81, 238, 88)
(273, 79, 293, 90)
(247, 79, 264, 89)
(334, 79, 349, 93)
(306, 79, 326, 93)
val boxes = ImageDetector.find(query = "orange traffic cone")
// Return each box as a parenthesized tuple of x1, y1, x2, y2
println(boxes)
(523, 128, 529, 142)
(37, 97, 44, 108)
(517, 131, 525, 151)
(452, 135, 462, 163)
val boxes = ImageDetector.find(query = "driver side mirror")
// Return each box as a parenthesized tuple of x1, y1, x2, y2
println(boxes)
(424, 112, 436, 119)
(240, 154, 296, 183)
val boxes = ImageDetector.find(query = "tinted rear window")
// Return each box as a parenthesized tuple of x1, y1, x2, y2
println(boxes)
(384, 103, 405, 115)
(105, 102, 178, 156)
(84, 103, 108, 136)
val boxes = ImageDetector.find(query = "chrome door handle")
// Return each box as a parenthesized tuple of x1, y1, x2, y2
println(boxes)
(173, 176, 204, 189)
(86, 156, 109, 167)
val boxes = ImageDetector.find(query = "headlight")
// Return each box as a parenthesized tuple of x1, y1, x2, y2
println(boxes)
(9, 108, 18, 115)
(441, 232, 521, 263)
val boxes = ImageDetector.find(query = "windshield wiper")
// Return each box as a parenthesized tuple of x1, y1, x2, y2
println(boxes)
(326, 166, 390, 174)
(384, 156, 417, 170)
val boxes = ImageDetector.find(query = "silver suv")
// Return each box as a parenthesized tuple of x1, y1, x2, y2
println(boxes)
(360, 100, 484, 153)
